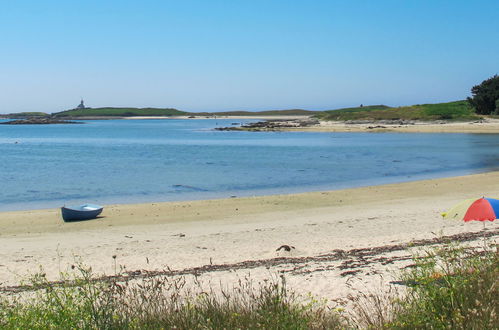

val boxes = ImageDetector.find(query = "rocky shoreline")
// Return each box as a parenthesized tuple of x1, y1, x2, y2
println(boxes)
(214, 118, 419, 131)
(0, 118, 81, 125)
(215, 118, 321, 131)
(215, 118, 496, 133)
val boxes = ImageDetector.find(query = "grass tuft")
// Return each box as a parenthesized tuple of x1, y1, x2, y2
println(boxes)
(1, 243, 496, 329)
(350, 243, 498, 329)
(0, 270, 344, 329)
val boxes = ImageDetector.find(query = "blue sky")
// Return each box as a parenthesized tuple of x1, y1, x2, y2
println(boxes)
(1, 1, 498, 113)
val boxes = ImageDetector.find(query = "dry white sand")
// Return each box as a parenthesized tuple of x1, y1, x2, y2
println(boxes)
(275, 118, 499, 133)
(1, 172, 498, 305)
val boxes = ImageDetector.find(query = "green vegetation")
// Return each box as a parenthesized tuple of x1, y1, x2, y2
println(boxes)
(193, 109, 321, 116)
(1, 243, 496, 329)
(353, 243, 498, 329)
(4, 112, 49, 118)
(52, 108, 318, 118)
(9, 98, 491, 121)
(317, 100, 479, 121)
(468, 74, 499, 115)
(389, 244, 497, 329)
(53, 107, 187, 117)
(0, 272, 343, 329)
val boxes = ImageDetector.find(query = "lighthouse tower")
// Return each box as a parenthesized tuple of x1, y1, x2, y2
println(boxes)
(76, 99, 86, 109)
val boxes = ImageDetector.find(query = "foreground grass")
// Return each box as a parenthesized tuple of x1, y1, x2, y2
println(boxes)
(353, 243, 498, 329)
(319, 100, 479, 121)
(388, 244, 498, 329)
(0, 243, 497, 329)
(0, 273, 344, 329)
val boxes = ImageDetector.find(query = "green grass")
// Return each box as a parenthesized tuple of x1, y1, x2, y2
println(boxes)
(0, 271, 344, 329)
(352, 243, 498, 329)
(389, 244, 498, 329)
(53, 107, 187, 117)
(1, 242, 496, 329)
(193, 109, 321, 116)
(318, 100, 479, 121)
(11, 100, 482, 120)
(53, 108, 318, 118)
(4, 112, 49, 118)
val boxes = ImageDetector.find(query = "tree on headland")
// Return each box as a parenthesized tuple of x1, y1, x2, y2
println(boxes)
(467, 75, 499, 115)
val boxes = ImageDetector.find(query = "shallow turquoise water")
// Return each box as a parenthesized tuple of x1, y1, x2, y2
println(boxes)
(0, 119, 498, 211)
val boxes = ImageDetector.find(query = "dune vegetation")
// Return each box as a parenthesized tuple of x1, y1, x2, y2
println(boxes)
(0, 242, 496, 329)
(317, 100, 479, 121)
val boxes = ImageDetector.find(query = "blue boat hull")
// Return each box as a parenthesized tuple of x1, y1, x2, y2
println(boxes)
(61, 204, 103, 221)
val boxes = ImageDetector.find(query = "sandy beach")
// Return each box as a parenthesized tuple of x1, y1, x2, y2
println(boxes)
(1, 171, 498, 305)
(227, 117, 499, 134)
(297, 118, 499, 133)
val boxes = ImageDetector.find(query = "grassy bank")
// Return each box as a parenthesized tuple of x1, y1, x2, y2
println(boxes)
(318, 100, 479, 121)
(0, 273, 344, 329)
(192, 109, 321, 116)
(353, 243, 498, 329)
(3, 112, 50, 118)
(12, 100, 481, 121)
(53, 107, 187, 117)
(0, 242, 496, 329)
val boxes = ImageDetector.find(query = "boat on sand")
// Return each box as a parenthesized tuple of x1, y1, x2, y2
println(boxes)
(61, 204, 103, 221)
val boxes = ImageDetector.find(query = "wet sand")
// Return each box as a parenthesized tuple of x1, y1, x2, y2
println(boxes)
(1, 171, 498, 303)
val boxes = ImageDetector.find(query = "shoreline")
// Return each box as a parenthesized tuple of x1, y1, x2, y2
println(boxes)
(219, 117, 499, 134)
(1, 171, 498, 302)
(3, 170, 499, 235)
(289, 119, 499, 133)
(0, 167, 495, 213)
(3, 115, 499, 133)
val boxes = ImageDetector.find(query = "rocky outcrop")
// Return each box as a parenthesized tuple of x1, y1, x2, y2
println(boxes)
(215, 118, 320, 131)
(0, 118, 81, 125)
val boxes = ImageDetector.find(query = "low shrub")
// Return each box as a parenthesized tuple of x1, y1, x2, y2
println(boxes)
(0, 270, 344, 329)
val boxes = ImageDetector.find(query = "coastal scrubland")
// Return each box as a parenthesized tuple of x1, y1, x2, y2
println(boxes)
(1, 243, 496, 329)
(53, 107, 187, 117)
(317, 100, 478, 121)
(2, 112, 49, 118)
(33, 99, 479, 121)
(192, 109, 321, 116)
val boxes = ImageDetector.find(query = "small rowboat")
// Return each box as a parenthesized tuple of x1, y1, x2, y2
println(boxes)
(61, 204, 103, 222)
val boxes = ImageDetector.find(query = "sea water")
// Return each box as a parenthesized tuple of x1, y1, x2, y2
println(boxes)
(0, 119, 498, 211)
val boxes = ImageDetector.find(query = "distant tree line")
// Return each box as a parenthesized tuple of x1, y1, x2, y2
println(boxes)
(467, 74, 499, 115)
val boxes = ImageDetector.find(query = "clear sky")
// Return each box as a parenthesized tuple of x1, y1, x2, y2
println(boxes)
(1, 0, 498, 113)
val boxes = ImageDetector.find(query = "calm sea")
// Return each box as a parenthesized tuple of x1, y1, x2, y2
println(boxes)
(0, 119, 498, 211)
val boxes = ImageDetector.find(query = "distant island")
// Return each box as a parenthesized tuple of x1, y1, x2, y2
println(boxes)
(0, 118, 80, 125)
(0, 100, 482, 122)
(53, 106, 188, 118)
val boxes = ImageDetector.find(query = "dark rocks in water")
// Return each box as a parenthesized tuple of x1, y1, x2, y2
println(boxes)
(215, 118, 319, 131)
(172, 184, 208, 192)
(276, 245, 295, 252)
(366, 125, 387, 129)
(215, 126, 240, 131)
(1, 118, 81, 125)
